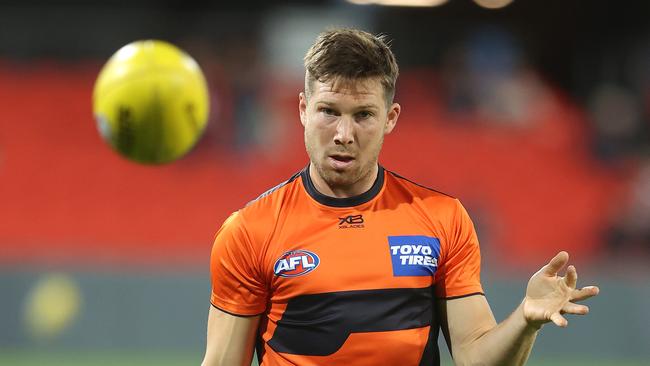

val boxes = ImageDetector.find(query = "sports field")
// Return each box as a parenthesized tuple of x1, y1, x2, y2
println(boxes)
(0, 350, 646, 366)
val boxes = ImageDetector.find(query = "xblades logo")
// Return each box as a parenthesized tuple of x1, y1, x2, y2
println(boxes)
(339, 215, 363, 225)
(338, 214, 364, 229)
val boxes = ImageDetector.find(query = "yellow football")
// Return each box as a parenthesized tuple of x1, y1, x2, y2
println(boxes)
(93, 40, 209, 164)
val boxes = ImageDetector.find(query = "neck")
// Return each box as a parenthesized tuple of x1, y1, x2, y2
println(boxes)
(309, 163, 379, 198)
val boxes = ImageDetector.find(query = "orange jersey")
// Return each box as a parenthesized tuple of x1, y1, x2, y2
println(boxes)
(210, 165, 483, 366)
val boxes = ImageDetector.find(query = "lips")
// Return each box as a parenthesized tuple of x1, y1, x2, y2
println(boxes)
(330, 154, 354, 162)
(328, 154, 355, 170)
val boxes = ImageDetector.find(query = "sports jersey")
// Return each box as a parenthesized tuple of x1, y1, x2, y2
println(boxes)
(210, 165, 483, 366)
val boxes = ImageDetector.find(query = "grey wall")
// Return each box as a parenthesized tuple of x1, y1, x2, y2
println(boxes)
(1, 268, 648, 362)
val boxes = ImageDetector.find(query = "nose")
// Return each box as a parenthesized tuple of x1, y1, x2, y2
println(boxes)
(334, 116, 354, 145)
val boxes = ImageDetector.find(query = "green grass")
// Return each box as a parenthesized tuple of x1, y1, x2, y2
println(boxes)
(0, 350, 199, 366)
(0, 350, 646, 366)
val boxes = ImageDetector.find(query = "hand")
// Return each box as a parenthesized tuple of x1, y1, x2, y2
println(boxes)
(522, 251, 599, 329)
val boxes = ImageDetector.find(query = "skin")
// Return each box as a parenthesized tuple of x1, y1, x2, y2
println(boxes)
(440, 251, 599, 365)
(202, 307, 259, 366)
(201, 77, 600, 366)
(299, 77, 401, 198)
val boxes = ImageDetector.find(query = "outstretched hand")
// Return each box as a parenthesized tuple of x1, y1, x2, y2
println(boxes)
(523, 251, 600, 329)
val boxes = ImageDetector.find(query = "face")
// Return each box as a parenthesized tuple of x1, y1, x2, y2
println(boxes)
(299, 77, 400, 195)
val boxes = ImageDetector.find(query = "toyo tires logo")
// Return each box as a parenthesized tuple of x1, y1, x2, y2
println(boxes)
(388, 235, 441, 277)
(273, 250, 320, 278)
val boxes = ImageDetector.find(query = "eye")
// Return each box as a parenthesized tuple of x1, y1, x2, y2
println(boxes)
(356, 111, 373, 120)
(319, 107, 338, 116)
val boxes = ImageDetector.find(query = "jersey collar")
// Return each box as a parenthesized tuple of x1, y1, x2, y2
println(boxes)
(301, 164, 385, 208)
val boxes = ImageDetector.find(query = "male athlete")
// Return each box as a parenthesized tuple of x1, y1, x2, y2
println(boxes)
(202, 28, 599, 366)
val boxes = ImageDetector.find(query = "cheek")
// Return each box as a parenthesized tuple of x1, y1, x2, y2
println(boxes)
(304, 122, 328, 151)
(358, 124, 384, 149)
(308, 117, 336, 143)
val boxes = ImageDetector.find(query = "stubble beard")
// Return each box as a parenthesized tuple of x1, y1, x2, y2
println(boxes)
(305, 132, 384, 194)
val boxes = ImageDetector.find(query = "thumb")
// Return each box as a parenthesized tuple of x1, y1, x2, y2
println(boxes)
(542, 251, 569, 276)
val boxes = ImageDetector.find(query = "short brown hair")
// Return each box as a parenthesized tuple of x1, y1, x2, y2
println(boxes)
(304, 28, 399, 104)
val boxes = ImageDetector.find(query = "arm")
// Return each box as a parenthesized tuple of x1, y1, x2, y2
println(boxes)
(201, 306, 260, 366)
(439, 295, 538, 366)
(205, 211, 267, 365)
(440, 251, 599, 366)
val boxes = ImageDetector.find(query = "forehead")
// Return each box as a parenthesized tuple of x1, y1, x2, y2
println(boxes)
(311, 77, 385, 106)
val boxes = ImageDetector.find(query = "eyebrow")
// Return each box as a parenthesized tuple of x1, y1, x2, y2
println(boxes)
(316, 101, 380, 111)
(355, 104, 380, 111)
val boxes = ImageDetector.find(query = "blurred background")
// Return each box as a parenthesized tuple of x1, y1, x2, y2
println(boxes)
(1, 0, 649, 365)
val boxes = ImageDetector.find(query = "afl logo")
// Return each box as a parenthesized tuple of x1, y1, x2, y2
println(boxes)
(273, 250, 320, 278)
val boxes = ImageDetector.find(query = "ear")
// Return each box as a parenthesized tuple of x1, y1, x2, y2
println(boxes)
(299, 92, 308, 127)
(384, 102, 400, 135)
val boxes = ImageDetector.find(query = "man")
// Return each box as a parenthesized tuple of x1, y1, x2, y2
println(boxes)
(202, 28, 599, 366)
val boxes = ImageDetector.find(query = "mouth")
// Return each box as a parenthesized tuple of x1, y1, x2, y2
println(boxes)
(328, 154, 355, 170)
(330, 154, 354, 162)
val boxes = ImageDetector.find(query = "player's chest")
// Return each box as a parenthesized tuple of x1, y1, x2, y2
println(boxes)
(264, 209, 445, 299)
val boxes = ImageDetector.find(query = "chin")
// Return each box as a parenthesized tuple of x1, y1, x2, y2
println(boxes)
(317, 164, 359, 187)
(324, 169, 356, 186)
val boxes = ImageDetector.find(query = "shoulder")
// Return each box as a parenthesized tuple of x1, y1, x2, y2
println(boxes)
(242, 169, 303, 215)
(382, 168, 470, 233)
(384, 168, 458, 207)
(232, 168, 304, 238)
(247, 169, 304, 206)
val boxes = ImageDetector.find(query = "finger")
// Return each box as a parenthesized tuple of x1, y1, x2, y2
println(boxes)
(550, 312, 568, 327)
(564, 265, 577, 289)
(561, 302, 589, 315)
(571, 286, 600, 302)
(542, 251, 569, 276)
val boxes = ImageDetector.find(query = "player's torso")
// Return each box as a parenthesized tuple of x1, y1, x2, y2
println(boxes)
(252, 170, 449, 366)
